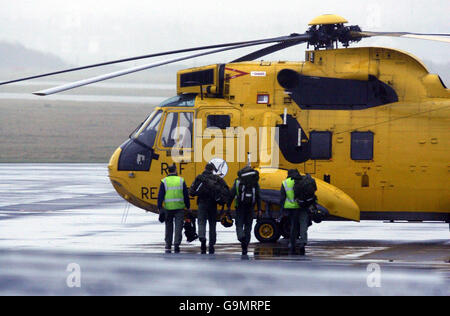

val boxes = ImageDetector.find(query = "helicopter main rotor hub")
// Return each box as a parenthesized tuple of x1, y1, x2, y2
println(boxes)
(306, 23, 362, 50)
(306, 14, 361, 49)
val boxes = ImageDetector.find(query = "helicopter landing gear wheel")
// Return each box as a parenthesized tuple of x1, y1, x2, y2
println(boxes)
(254, 218, 281, 243)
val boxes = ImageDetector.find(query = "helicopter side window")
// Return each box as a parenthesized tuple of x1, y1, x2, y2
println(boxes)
(207, 115, 230, 129)
(161, 112, 179, 148)
(160, 112, 194, 149)
(310, 131, 332, 160)
(179, 112, 193, 149)
(351, 131, 374, 160)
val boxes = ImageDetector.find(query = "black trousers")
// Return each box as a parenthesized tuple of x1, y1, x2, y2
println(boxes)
(235, 206, 254, 246)
(197, 201, 217, 246)
(287, 208, 309, 249)
(165, 209, 184, 247)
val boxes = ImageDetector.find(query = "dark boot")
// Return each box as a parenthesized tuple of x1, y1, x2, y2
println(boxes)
(174, 245, 180, 253)
(241, 243, 248, 256)
(200, 239, 207, 254)
(165, 245, 172, 254)
(299, 246, 305, 256)
(209, 245, 215, 254)
(288, 245, 297, 255)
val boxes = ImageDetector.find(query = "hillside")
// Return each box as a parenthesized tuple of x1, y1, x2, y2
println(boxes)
(0, 41, 70, 74)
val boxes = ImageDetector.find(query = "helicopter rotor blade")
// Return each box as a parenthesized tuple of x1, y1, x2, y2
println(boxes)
(231, 34, 310, 62)
(0, 34, 310, 86)
(353, 31, 450, 43)
(33, 36, 309, 96)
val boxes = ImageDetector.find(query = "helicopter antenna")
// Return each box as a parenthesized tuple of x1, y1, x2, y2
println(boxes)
(121, 202, 130, 224)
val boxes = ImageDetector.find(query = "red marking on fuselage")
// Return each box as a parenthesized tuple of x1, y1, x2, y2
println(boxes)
(225, 67, 249, 80)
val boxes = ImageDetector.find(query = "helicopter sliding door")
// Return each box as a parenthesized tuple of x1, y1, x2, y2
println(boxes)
(195, 107, 241, 186)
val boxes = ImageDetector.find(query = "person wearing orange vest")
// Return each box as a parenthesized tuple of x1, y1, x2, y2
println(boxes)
(158, 164, 190, 253)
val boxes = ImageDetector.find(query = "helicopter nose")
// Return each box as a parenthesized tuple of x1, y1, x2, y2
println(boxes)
(108, 147, 121, 175)
(108, 147, 128, 199)
(108, 146, 137, 204)
(108, 146, 159, 213)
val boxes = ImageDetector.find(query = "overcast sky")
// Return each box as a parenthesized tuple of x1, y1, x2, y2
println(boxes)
(0, 0, 449, 67)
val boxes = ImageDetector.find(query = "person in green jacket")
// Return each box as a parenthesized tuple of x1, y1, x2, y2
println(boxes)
(158, 164, 190, 253)
(280, 169, 309, 256)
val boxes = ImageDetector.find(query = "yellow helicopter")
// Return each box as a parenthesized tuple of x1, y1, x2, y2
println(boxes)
(1, 14, 449, 242)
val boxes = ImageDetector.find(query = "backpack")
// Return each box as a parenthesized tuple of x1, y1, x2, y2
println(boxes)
(191, 173, 230, 205)
(293, 173, 317, 208)
(236, 167, 259, 207)
(213, 176, 231, 206)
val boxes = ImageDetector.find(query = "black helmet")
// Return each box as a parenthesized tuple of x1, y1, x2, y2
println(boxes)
(205, 163, 217, 172)
(220, 213, 233, 228)
(288, 169, 300, 179)
(310, 205, 329, 224)
(183, 214, 198, 242)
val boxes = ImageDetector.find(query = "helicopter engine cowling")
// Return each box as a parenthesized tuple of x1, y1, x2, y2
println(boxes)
(277, 68, 398, 110)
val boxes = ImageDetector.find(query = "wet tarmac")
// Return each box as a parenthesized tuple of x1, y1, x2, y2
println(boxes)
(0, 163, 449, 295)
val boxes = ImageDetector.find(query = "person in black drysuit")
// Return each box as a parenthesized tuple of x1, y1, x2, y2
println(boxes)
(189, 163, 226, 254)
(228, 177, 262, 255)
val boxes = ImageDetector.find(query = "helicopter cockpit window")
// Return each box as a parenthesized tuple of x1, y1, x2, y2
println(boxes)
(160, 112, 194, 149)
(207, 115, 230, 129)
(132, 110, 163, 148)
(158, 93, 197, 107)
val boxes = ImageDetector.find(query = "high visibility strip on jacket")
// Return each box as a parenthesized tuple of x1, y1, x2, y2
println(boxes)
(162, 176, 186, 210)
(283, 178, 300, 209)
(235, 179, 240, 208)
